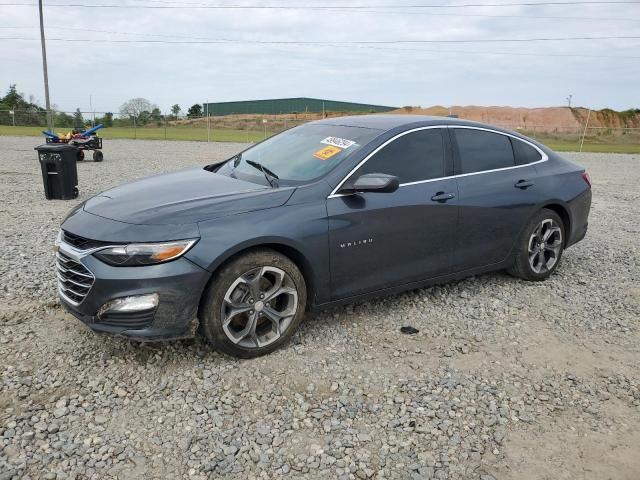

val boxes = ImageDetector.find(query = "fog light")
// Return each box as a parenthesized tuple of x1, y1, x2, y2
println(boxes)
(97, 294, 159, 317)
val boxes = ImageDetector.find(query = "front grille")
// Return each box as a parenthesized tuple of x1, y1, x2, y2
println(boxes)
(62, 230, 112, 251)
(56, 251, 95, 304)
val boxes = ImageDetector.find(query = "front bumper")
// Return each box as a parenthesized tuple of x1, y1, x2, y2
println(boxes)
(57, 243, 210, 340)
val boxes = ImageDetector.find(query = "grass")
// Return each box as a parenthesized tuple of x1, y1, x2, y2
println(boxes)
(2, 125, 639, 153)
(0, 125, 270, 143)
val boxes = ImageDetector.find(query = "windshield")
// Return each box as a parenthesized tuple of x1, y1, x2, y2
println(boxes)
(215, 123, 382, 185)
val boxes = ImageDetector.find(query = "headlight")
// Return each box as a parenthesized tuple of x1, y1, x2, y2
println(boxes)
(94, 239, 198, 266)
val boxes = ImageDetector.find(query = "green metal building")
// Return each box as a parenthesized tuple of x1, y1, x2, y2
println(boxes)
(202, 97, 396, 116)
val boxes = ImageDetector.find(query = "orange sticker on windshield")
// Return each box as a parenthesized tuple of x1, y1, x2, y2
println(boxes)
(313, 145, 342, 161)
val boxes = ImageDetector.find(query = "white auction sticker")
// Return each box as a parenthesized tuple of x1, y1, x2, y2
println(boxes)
(321, 137, 356, 149)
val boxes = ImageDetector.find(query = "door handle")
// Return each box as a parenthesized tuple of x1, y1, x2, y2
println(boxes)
(515, 179, 534, 189)
(431, 192, 456, 202)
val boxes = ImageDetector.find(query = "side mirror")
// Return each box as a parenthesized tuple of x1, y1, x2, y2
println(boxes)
(343, 173, 399, 194)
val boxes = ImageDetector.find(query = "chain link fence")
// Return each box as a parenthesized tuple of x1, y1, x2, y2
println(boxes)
(0, 110, 316, 143)
(1, 109, 639, 152)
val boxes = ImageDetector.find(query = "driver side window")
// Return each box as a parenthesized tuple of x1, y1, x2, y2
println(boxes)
(355, 128, 446, 184)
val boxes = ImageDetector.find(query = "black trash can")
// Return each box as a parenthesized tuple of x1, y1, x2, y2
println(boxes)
(35, 143, 79, 200)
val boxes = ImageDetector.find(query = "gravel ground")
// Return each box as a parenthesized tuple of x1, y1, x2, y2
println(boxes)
(0, 137, 638, 480)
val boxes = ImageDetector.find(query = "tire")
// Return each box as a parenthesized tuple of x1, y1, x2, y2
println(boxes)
(77, 150, 84, 161)
(508, 208, 565, 281)
(93, 150, 104, 162)
(200, 249, 307, 358)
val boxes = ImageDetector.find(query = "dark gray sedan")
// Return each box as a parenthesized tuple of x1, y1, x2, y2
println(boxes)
(56, 115, 592, 357)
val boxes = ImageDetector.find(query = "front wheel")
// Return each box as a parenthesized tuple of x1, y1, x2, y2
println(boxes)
(200, 249, 307, 358)
(508, 208, 565, 281)
(93, 150, 104, 162)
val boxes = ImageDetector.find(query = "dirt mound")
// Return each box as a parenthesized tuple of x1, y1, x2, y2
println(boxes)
(171, 106, 639, 133)
(391, 106, 640, 130)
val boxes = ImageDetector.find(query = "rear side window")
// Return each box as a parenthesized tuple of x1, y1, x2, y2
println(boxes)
(356, 129, 445, 184)
(454, 129, 515, 174)
(511, 138, 542, 165)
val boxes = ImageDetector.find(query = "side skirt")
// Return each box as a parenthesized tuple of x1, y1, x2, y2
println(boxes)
(310, 258, 513, 311)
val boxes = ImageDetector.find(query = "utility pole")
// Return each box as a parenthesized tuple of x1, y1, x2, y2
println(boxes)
(89, 94, 94, 126)
(38, 0, 53, 132)
(206, 100, 210, 143)
(579, 108, 591, 153)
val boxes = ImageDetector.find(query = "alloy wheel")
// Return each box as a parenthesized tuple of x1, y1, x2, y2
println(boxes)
(221, 266, 298, 348)
(528, 218, 563, 274)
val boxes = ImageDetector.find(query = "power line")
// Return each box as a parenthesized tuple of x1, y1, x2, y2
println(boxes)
(2, 34, 640, 64)
(2, 1, 640, 9)
(343, 10, 640, 21)
(344, 43, 640, 58)
(2, 35, 639, 44)
(4, 36, 639, 60)
(0, 26, 637, 51)
(128, 0, 640, 7)
(3, 4, 640, 24)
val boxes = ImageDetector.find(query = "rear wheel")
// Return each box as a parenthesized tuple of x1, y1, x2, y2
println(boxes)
(77, 150, 84, 161)
(200, 249, 307, 358)
(508, 208, 565, 281)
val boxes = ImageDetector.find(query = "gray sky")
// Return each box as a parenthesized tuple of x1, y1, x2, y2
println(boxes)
(1, 0, 639, 113)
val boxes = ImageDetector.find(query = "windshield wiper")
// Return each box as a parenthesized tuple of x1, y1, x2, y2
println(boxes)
(245, 160, 279, 188)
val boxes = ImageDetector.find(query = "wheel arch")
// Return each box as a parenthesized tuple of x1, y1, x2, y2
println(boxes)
(197, 240, 316, 318)
(540, 202, 571, 246)
(507, 201, 572, 262)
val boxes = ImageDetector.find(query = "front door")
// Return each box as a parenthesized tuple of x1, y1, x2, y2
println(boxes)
(327, 127, 458, 300)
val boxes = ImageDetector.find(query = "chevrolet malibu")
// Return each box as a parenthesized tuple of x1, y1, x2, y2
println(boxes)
(56, 115, 592, 357)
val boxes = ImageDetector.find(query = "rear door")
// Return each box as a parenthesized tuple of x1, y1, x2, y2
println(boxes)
(327, 127, 458, 299)
(451, 127, 543, 272)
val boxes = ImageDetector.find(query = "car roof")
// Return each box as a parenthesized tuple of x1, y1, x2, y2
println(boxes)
(315, 114, 511, 132)
(314, 114, 547, 150)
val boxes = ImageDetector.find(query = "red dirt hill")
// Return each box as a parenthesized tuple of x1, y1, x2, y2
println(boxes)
(391, 106, 640, 130)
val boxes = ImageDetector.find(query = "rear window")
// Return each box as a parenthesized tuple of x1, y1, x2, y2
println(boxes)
(454, 129, 515, 174)
(511, 138, 542, 165)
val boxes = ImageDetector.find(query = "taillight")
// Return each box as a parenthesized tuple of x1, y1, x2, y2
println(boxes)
(581, 171, 591, 188)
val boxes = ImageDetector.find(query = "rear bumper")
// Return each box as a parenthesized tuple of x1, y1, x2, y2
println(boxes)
(57, 244, 210, 341)
(566, 188, 592, 247)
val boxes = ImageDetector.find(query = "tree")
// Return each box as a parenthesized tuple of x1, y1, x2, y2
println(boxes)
(119, 97, 157, 119)
(95, 112, 113, 127)
(103, 112, 113, 127)
(55, 112, 74, 128)
(150, 107, 163, 126)
(137, 110, 151, 125)
(73, 108, 84, 128)
(2, 84, 42, 112)
(0, 85, 44, 126)
(3, 85, 23, 109)
(170, 104, 181, 118)
(187, 103, 203, 118)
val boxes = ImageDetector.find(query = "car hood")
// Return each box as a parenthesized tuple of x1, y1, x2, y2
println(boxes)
(84, 167, 295, 225)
